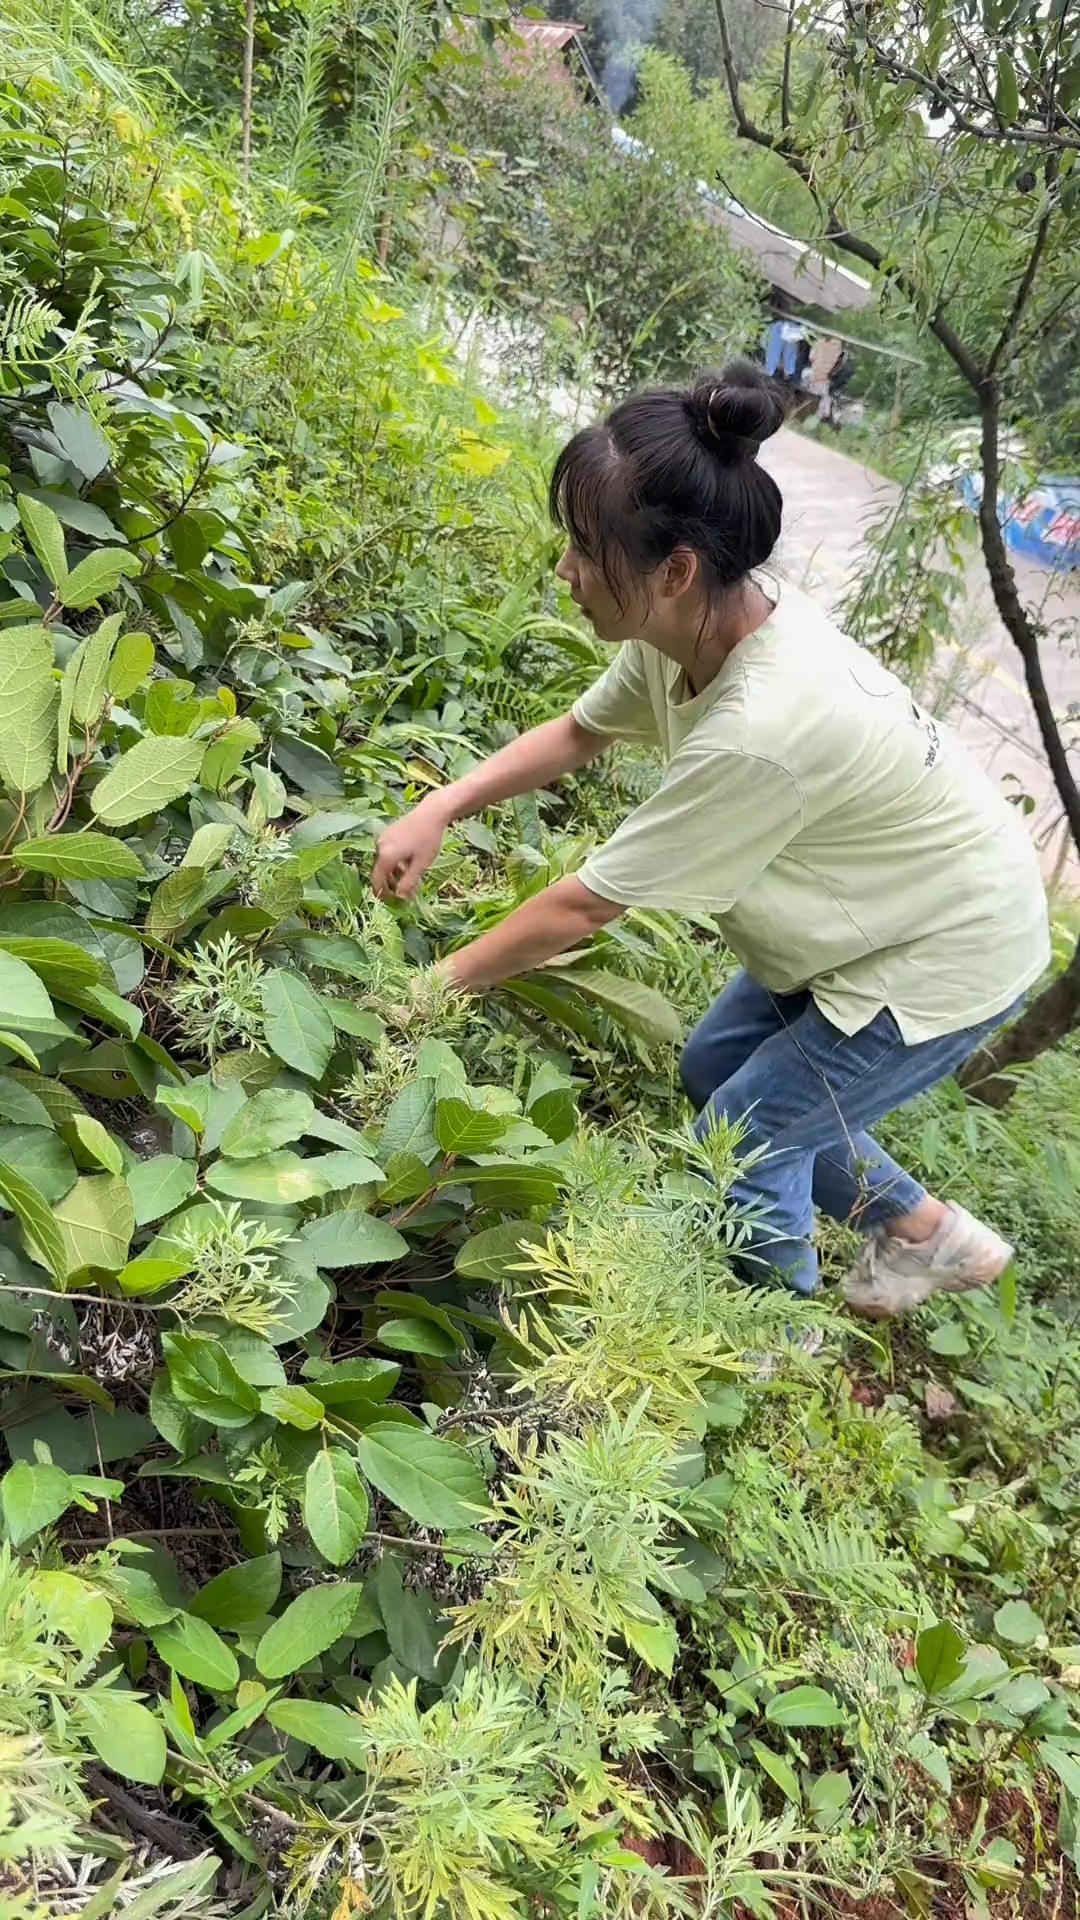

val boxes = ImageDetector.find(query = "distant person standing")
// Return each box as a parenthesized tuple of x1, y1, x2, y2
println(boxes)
(807, 333, 843, 420)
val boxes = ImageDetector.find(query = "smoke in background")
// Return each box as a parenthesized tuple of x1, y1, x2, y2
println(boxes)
(599, 0, 665, 111)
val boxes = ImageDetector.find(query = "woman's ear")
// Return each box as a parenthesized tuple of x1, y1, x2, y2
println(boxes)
(662, 546, 700, 601)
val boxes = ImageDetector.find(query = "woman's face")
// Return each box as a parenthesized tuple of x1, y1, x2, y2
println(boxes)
(556, 544, 652, 645)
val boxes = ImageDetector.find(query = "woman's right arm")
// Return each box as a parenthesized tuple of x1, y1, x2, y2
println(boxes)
(371, 711, 609, 900)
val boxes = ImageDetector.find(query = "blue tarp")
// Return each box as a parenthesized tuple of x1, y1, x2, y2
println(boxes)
(959, 472, 1080, 572)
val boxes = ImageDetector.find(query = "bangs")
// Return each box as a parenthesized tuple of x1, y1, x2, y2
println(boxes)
(548, 424, 636, 607)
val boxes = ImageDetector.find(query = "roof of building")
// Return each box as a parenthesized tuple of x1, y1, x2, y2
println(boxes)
(610, 123, 873, 314)
(510, 18, 586, 49)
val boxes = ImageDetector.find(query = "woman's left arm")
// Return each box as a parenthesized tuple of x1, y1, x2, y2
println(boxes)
(441, 876, 624, 993)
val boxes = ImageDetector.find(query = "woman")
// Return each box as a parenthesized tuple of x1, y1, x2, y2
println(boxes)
(372, 362, 1050, 1317)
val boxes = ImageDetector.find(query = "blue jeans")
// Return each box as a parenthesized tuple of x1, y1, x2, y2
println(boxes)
(681, 971, 1021, 1296)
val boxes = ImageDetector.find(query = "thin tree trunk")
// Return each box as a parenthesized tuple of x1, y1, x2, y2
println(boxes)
(241, 0, 256, 183)
(959, 941, 1080, 1106)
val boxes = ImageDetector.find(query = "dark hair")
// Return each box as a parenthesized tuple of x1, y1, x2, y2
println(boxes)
(549, 359, 786, 612)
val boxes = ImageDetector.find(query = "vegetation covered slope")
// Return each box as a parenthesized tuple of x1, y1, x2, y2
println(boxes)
(0, 6, 1079, 1918)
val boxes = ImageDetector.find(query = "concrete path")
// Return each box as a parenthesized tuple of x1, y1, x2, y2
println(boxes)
(761, 428, 1079, 889)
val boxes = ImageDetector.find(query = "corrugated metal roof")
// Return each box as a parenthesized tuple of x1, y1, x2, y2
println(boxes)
(511, 18, 585, 48)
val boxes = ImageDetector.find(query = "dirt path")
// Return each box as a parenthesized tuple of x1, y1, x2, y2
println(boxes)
(762, 427, 1079, 888)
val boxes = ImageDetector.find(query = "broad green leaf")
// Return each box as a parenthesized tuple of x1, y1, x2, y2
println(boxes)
(146, 867, 230, 940)
(301, 1151, 385, 1192)
(17, 494, 66, 586)
(47, 402, 111, 481)
(545, 967, 683, 1043)
(623, 1612, 678, 1676)
(322, 998, 383, 1042)
(1039, 1742, 1080, 1800)
(0, 1074, 53, 1128)
(182, 823, 236, 871)
(12, 831, 144, 881)
(0, 948, 55, 1029)
(916, 1620, 967, 1697)
(0, 1156, 67, 1276)
(1, 1460, 73, 1545)
(162, 1332, 261, 1427)
(59, 548, 141, 611)
(67, 1112, 124, 1176)
(118, 1255, 191, 1296)
(82, 1691, 166, 1786)
(304, 1359, 400, 1404)
(219, 1089, 314, 1159)
(53, 1174, 134, 1275)
(261, 1383, 325, 1428)
(808, 1769, 852, 1827)
(927, 1321, 969, 1357)
(356, 1423, 491, 1530)
(127, 1154, 198, 1227)
(377, 1315, 458, 1358)
(261, 970, 335, 1079)
(30, 1569, 113, 1657)
(266, 1698, 367, 1763)
(434, 1097, 511, 1155)
(750, 1740, 802, 1804)
(206, 1151, 334, 1204)
(765, 1686, 846, 1728)
(994, 1599, 1045, 1647)
(91, 736, 205, 828)
(376, 1557, 444, 1681)
(995, 48, 1020, 121)
(0, 1125, 76, 1203)
(305, 1447, 370, 1565)
(297, 1209, 408, 1269)
(152, 1613, 239, 1692)
(378, 1079, 438, 1162)
(256, 1582, 362, 1679)
(72, 612, 123, 724)
(454, 1221, 547, 1282)
(108, 631, 155, 700)
(0, 624, 59, 795)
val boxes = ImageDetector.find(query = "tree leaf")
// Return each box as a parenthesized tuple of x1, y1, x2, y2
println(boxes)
(454, 1221, 547, 1282)
(12, 831, 145, 881)
(1, 1459, 73, 1545)
(0, 1124, 76, 1203)
(82, 1691, 166, 1785)
(376, 1315, 459, 1357)
(994, 1599, 1045, 1647)
(161, 1332, 261, 1427)
(127, 1154, 199, 1227)
(219, 1089, 315, 1159)
(266, 1698, 367, 1763)
(297, 1208, 408, 1269)
(53, 1174, 134, 1275)
(46, 402, 112, 481)
(109, 631, 156, 700)
(750, 1739, 802, 1804)
(544, 967, 683, 1043)
(0, 1074, 54, 1128)
(0, 1156, 67, 1276)
(189, 1553, 283, 1629)
(261, 1383, 325, 1428)
(256, 1582, 362, 1679)
(205, 1151, 335, 1204)
(182, 823, 236, 871)
(623, 1612, 678, 1676)
(67, 1112, 124, 1176)
(355, 1423, 491, 1529)
(916, 1620, 967, 1697)
(765, 1686, 847, 1728)
(434, 1096, 511, 1155)
(304, 1447, 370, 1566)
(58, 548, 141, 611)
(72, 612, 124, 725)
(996, 48, 1020, 121)
(30, 1569, 113, 1658)
(17, 494, 66, 586)
(91, 736, 205, 828)
(260, 970, 335, 1079)
(152, 1614, 239, 1691)
(0, 625, 58, 799)
(0, 948, 56, 1029)
(378, 1078, 438, 1161)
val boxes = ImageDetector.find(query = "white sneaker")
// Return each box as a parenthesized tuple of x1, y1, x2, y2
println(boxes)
(843, 1204, 1013, 1320)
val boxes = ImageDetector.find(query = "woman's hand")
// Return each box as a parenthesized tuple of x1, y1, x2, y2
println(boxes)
(372, 797, 451, 900)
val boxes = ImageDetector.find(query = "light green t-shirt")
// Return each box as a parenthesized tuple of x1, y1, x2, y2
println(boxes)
(571, 580, 1050, 1042)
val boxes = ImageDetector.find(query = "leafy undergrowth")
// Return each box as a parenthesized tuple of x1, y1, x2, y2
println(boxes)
(2, 10, 1080, 1920)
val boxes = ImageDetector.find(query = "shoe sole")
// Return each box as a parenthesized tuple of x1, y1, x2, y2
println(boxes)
(846, 1248, 1012, 1321)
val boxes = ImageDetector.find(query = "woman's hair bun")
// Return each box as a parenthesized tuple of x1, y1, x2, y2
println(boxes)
(686, 358, 786, 464)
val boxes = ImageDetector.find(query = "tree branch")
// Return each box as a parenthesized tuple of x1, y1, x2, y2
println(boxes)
(987, 156, 1058, 376)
